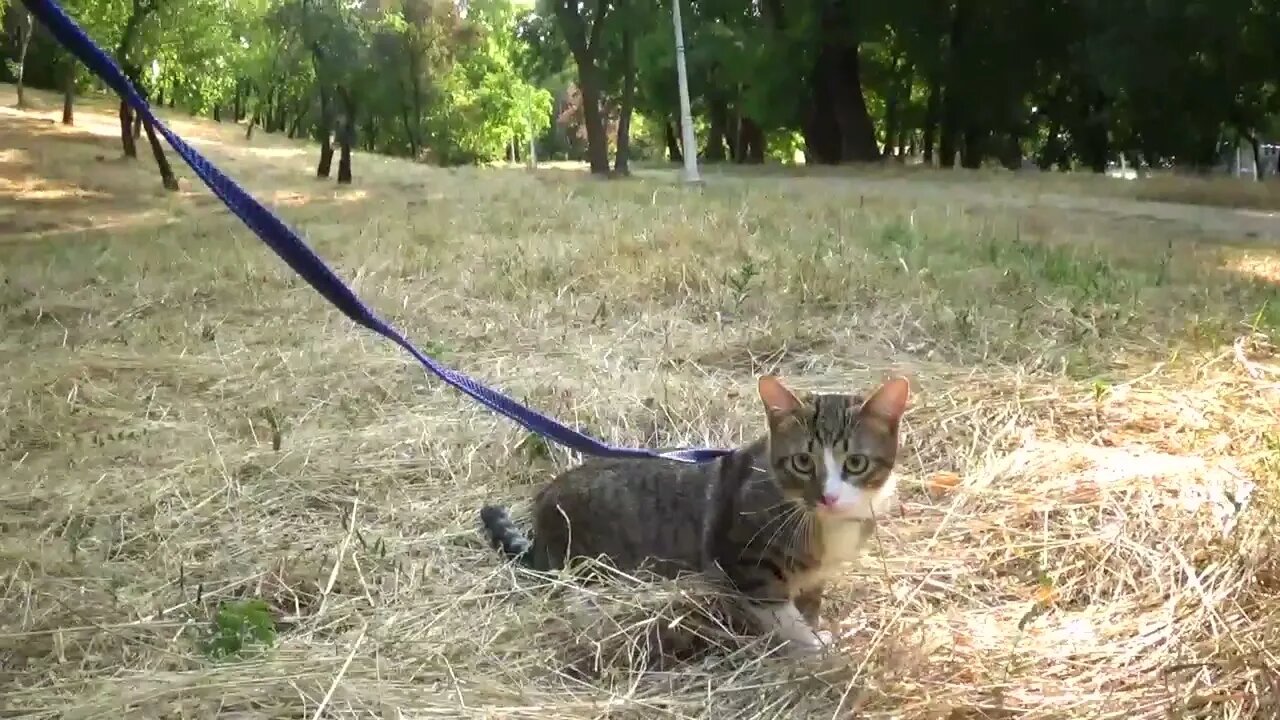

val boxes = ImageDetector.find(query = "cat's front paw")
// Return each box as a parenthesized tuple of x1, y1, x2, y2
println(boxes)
(787, 629, 834, 655)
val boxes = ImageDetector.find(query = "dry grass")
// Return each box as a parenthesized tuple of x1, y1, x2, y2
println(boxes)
(679, 157, 1280, 214)
(3, 83, 1280, 719)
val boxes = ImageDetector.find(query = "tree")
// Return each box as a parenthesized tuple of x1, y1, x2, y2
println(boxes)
(8, 7, 34, 108)
(550, 0, 612, 175)
(61, 57, 75, 124)
(12, 0, 1276, 179)
(113, 0, 162, 159)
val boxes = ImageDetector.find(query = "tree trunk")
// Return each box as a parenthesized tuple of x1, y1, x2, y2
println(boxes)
(554, 0, 612, 176)
(15, 12, 34, 109)
(726, 108, 741, 162)
(613, 23, 636, 175)
(996, 132, 1022, 170)
(959, 127, 983, 169)
(62, 62, 76, 125)
(316, 85, 334, 178)
(261, 85, 274, 132)
(1037, 117, 1061, 170)
(337, 135, 353, 182)
(286, 92, 307, 139)
(938, 0, 967, 169)
(842, 51, 880, 161)
(1243, 129, 1264, 181)
(882, 100, 899, 158)
(578, 75, 610, 174)
(246, 106, 258, 140)
(398, 75, 420, 157)
(114, 0, 153, 158)
(246, 77, 261, 126)
(274, 92, 288, 134)
(362, 114, 375, 152)
(806, 47, 879, 162)
(882, 59, 912, 158)
(938, 104, 958, 168)
(801, 1, 880, 164)
(738, 117, 766, 163)
(802, 58, 842, 164)
(704, 97, 729, 162)
(400, 101, 420, 157)
(119, 100, 139, 158)
(213, 105, 221, 122)
(665, 120, 683, 162)
(922, 69, 940, 165)
(405, 36, 425, 157)
(1080, 87, 1109, 173)
(337, 89, 356, 184)
(142, 116, 180, 191)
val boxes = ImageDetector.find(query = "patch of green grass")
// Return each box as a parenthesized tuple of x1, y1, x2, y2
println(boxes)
(722, 259, 761, 312)
(1250, 295, 1280, 334)
(199, 599, 277, 662)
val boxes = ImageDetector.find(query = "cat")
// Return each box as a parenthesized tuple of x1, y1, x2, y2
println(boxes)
(479, 374, 909, 654)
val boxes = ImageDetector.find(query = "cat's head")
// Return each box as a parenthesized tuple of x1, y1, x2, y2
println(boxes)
(757, 374, 909, 520)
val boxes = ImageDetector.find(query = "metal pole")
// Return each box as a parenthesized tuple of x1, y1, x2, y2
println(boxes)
(672, 0, 701, 184)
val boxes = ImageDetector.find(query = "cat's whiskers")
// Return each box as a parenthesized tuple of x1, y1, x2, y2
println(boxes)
(741, 503, 800, 555)
(755, 503, 813, 565)
(800, 511, 819, 554)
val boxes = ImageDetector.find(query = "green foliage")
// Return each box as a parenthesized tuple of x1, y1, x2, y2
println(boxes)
(14, 0, 1280, 173)
(424, 0, 552, 164)
(16, 0, 553, 165)
(199, 598, 277, 661)
(766, 131, 805, 164)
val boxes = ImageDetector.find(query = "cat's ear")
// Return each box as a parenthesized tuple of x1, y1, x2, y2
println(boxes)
(859, 376, 910, 424)
(758, 375, 802, 418)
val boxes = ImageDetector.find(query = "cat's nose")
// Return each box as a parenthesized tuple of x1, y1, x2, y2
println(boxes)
(821, 493, 839, 506)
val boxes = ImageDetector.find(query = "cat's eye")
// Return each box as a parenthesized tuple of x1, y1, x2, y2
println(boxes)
(787, 453, 815, 475)
(843, 454, 870, 475)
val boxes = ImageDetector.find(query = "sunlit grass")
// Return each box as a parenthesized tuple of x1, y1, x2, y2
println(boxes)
(3, 83, 1280, 718)
(687, 156, 1280, 213)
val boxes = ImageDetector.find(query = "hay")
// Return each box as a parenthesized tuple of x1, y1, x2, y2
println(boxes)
(3, 85, 1280, 718)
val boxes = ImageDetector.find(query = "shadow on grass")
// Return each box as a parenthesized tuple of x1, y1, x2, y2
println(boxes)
(0, 109, 384, 252)
(0, 111, 179, 241)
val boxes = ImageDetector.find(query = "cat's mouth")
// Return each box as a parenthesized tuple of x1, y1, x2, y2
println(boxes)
(817, 491, 888, 520)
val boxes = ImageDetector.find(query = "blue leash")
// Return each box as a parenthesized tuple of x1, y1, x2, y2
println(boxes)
(22, 0, 729, 464)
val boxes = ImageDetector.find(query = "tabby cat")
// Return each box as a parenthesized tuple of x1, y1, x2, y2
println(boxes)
(479, 374, 909, 653)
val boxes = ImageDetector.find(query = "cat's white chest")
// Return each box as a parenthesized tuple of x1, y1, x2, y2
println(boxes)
(788, 517, 880, 591)
(821, 518, 873, 564)
(793, 518, 874, 591)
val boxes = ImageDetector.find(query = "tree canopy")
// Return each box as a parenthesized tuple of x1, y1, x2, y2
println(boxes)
(3, 0, 1279, 182)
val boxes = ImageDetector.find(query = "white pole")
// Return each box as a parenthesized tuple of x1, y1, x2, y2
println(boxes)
(671, 0, 701, 184)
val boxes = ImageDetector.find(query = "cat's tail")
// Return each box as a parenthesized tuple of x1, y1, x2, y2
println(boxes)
(479, 505, 535, 567)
